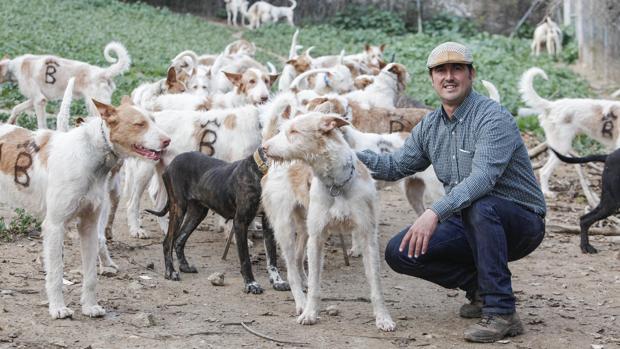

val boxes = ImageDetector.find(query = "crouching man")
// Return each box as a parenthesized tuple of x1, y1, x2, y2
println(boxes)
(357, 42, 546, 343)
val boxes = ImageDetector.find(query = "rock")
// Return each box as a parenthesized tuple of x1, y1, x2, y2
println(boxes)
(447, 291, 459, 297)
(133, 312, 156, 327)
(1, 290, 14, 296)
(146, 262, 155, 270)
(326, 305, 339, 316)
(497, 339, 511, 344)
(591, 345, 604, 349)
(208, 272, 225, 286)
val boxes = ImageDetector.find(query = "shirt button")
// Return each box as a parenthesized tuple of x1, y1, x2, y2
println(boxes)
(452, 155, 456, 159)
(452, 131, 455, 135)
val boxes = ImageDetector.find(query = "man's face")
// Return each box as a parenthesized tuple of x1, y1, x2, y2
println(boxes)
(430, 63, 475, 106)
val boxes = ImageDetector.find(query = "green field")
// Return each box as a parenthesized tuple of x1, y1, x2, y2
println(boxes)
(0, 0, 594, 138)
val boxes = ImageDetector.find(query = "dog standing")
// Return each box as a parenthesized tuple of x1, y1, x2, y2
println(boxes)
(0, 97, 170, 319)
(225, 0, 250, 26)
(519, 67, 620, 197)
(262, 112, 396, 331)
(551, 148, 620, 254)
(247, 0, 297, 29)
(147, 148, 288, 293)
(1, 42, 130, 129)
(531, 16, 562, 56)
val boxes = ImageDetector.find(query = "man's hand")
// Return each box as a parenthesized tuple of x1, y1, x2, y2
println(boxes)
(399, 209, 439, 258)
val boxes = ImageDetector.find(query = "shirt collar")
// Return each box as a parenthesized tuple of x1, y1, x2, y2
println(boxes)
(439, 89, 478, 124)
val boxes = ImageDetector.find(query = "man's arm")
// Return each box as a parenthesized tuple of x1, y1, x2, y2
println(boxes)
(430, 114, 518, 221)
(356, 124, 431, 181)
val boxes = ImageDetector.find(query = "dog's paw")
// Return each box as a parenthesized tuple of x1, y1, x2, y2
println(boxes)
(82, 304, 106, 318)
(49, 306, 74, 319)
(295, 301, 306, 315)
(99, 265, 119, 276)
(179, 264, 198, 273)
(244, 281, 264, 294)
(376, 316, 396, 332)
(165, 270, 180, 281)
(272, 280, 290, 291)
(130, 228, 150, 239)
(297, 309, 319, 325)
(348, 246, 363, 258)
(581, 243, 598, 254)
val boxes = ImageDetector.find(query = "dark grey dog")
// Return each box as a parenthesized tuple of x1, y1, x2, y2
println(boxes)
(147, 148, 289, 293)
(551, 148, 620, 253)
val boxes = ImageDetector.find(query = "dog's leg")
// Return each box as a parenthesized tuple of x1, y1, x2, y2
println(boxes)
(233, 215, 263, 294)
(96, 188, 119, 276)
(104, 167, 122, 240)
(578, 193, 617, 253)
(43, 216, 73, 319)
(126, 161, 155, 238)
(175, 202, 208, 274)
(78, 208, 106, 318)
(261, 215, 290, 291)
(297, 222, 327, 326)
(540, 130, 573, 197)
(7, 99, 34, 124)
(292, 211, 308, 289)
(358, 224, 396, 331)
(33, 96, 48, 129)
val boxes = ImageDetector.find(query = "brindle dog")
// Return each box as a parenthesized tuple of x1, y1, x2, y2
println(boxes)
(147, 148, 289, 294)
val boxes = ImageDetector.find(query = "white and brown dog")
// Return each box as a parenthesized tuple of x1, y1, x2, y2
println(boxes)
(345, 63, 409, 109)
(225, 0, 249, 26)
(247, 0, 297, 29)
(131, 67, 187, 111)
(0, 97, 169, 319)
(1, 42, 130, 129)
(531, 16, 562, 56)
(261, 112, 396, 331)
(519, 67, 620, 197)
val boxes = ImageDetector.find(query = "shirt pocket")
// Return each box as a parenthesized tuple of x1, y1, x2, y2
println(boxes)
(457, 148, 475, 178)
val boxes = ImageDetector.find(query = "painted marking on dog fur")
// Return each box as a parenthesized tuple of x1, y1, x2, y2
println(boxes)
(602, 112, 617, 138)
(0, 128, 42, 187)
(224, 114, 237, 130)
(44, 60, 59, 84)
(198, 119, 221, 156)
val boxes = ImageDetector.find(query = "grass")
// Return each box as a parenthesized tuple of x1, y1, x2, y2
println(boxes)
(0, 208, 41, 242)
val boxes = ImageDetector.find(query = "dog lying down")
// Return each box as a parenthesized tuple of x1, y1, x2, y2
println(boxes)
(551, 148, 620, 254)
(146, 148, 289, 294)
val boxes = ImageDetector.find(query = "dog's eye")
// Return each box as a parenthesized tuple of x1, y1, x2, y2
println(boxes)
(133, 122, 146, 128)
(249, 79, 256, 84)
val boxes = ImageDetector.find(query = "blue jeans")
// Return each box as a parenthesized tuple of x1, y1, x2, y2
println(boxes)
(385, 195, 545, 315)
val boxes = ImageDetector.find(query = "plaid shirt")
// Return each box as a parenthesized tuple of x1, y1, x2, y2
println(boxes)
(357, 90, 546, 222)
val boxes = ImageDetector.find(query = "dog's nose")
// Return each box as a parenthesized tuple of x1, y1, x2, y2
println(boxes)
(161, 138, 171, 149)
(261, 96, 269, 103)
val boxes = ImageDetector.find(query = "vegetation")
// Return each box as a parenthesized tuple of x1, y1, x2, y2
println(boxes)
(0, 208, 41, 242)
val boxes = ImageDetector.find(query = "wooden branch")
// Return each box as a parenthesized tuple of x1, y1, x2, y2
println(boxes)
(240, 322, 309, 346)
(528, 142, 548, 159)
(510, 0, 543, 39)
(547, 224, 620, 236)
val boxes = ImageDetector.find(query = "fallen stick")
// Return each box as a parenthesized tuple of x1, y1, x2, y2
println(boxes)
(239, 321, 309, 346)
(343, 333, 414, 341)
(528, 142, 548, 159)
(546, 224, 620, 236)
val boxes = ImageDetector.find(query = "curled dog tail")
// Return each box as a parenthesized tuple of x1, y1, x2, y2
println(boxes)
(519, 67, 552, 112)
(289, 68, 331, 90)
(288, 29, 300, 59)
(481, 79, 500, 103)
(550, 148, 608, 164)
(289, 0, 297, 10)
(103, 41, 131, 79)
(56, 77, 75, 132)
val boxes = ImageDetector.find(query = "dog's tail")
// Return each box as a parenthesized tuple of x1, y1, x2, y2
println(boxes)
(288, 29, 300, 59)
(481, 79, 500, 103)
(519, 67, 552, 112)
(550, 148, 608, 164)
(145, 201, 169, 217)
(56, 77, 75, 132)
(289, 68, 331, 90)
(172, 50, 198, 70)
(102, 41, 131, 79)
(289, 0, 297, 10)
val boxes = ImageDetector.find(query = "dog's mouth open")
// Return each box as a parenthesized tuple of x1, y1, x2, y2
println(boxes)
(133, 144, 164, 161)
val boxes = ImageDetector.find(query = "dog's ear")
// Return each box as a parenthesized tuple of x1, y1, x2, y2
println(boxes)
(120, 95, 133, 105)
(307, 97, 329, 112)
(319, 114, 349, 133)
(364, 43, 370, 52)
(268, 73, 280, 85)
(378, 60, 387, 69)
(281, 105, 292, 119)
(166, 67, 178, 83)
(75, 117, 86, 126)
(380, 44, 386, 52)
(286, 58, 297, 65)
(92, 99, 117, 123)
(223, 71, 243, 86)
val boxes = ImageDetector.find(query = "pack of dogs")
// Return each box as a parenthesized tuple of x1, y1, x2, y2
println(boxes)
(0, 19, 618, 331)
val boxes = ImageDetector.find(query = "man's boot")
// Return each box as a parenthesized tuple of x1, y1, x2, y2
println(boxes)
(464, 312, 524, 343)
(459, 292, 482, 318)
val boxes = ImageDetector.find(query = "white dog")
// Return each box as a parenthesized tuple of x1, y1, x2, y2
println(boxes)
(262, 112, 396, 331)
(519, 67, 620, 197)
(345, 63, 409, 109)
(1, 42, 130, 129)
(0, 97, 169, 319)
(247, 0, 297, 29)
(225, 0, 249, 26)
(531, 17, 562, 56)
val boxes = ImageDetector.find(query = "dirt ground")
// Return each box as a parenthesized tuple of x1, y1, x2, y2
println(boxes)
(0, 156, 619, 349)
